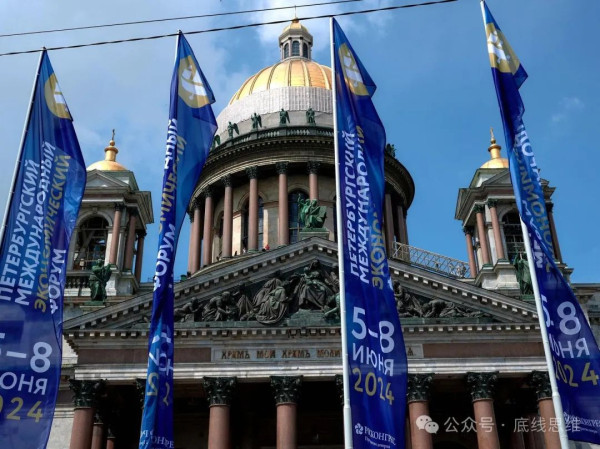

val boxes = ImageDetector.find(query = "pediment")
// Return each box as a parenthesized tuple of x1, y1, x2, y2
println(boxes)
(64, 238, 538, 337)
(85, 170, 131, 190)
(480, 169, 512, 187)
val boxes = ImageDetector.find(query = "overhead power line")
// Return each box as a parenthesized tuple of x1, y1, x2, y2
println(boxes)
(0, 0, 364, 39)
(0, 0, 458, 58)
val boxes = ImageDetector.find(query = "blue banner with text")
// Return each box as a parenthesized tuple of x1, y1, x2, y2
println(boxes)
(482, 2, 600, 443)
(138, 32, 217, 449)
(333, 18, 407, 449)
(0, 50, 86, 448)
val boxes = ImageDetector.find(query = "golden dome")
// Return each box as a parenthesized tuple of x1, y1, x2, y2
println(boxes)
(229, 59, 331, 104)
(480, 128, 509, 169)
(87, 132, 128, 171)
(281, 17, 309, 34)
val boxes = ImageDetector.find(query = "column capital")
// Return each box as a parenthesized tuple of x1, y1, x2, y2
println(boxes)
(222, 174, 233, 188)
(271, 375, 302, 404)
(188, 209, 194, 222)
(192, 197, 203, 210)
(275, 162, 289, 175)
(136, 229, 147, 238)
(407, 373, 434, 403)
(114, 203, 125, 212)
(466, 372, 498, 401)
(246, 166, 259, 180)
(203, 377, 237, 406)
(486, 199, 498, 209)
(69, 379, 106, 408)
(546, 202, 554, 213)
(529, 371, 552, 400)
(135, 378, 146, 409)
(473, 204, 486, 214)
(202, 186, 213, 198)
(307, 161, 321, 174)
(463, 225, 474, 235)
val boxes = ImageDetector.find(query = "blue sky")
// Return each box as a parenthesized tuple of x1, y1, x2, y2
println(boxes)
(0, 0, 597, 284)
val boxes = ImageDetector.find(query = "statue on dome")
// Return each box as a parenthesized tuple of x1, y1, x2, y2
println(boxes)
(385, 143, 396, 157)
(513, 253, 534, 295)
(89, 260, 114, 303)
(227, 122, 239, 139)
(279, 108, 290, 126)
(306, 107, 315, 125)
(298, 198, 327, 229)
(213, 134, 221, 148)
(251, 112, 262, 130)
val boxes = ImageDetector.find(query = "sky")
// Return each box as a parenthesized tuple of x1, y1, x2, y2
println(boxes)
(0, 0, 597, 284)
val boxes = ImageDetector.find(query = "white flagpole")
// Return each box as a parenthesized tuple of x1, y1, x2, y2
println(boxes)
(330, 17, 354, 449)
(520, 219, 569, 449)
(0, 49, 45, 247)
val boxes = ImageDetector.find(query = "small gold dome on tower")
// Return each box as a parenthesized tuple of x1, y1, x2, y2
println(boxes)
(87, 130, 128, 171)
(480, 128, 509, 169)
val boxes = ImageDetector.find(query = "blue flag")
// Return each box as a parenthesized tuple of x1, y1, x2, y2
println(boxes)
(482, 2, 600, 443)
(332, 18, 407, 449)
(138, 33, 217, 449)
(0, 51, 86, 448)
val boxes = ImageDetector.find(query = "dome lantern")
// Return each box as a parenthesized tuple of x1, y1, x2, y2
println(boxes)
(279, 18, 313, 61)
(480, 127, 509, 169)
(86, 129, 128, 172)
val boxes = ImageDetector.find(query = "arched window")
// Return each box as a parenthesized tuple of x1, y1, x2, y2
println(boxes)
(502, 211, 524, 262)
(292, 41, 300, 57)
(242, 197, 264, 251)
(73, 216, 109, 270)
(283, 43, 289, 59)
(289, 190, 308, 243)
(302, 43, 308, 58)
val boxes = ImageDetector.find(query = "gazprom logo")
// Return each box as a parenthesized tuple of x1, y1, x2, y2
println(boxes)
(339, 44, 368, 96)
(43, 74, 71, 119)
(178, 55, 210, 108)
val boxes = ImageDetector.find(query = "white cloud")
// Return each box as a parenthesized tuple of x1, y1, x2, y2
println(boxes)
(551, 96, 584, 123)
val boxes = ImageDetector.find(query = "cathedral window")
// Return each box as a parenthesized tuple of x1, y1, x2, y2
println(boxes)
(292, 41, 300, 56)
(73, 216, 108, 270)
(283, 43, 289, 59)
(288, 190, 308, 243)
(502, 211, 524, 262)
(303, 43, 308, 58)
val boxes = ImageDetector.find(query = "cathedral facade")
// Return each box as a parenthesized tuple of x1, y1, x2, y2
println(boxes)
(49, 19, 599, 449)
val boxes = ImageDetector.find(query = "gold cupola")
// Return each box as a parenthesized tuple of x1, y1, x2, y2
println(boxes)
(87, 130, 128, 171)
(480, 128, 509, 169)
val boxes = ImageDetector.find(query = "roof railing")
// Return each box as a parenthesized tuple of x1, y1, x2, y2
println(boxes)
(391, 242, 471, 280)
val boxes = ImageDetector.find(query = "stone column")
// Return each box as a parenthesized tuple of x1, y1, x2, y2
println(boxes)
(276, 162, 289, 246)
(91, 411, 105, 449)
(384, 193, 395, 255)
(134, 230, 146, 283)
(204, 377, 237, 449)
(546, 204, 563, 262)
(271, 376, 302, 449)
(487, 200, 506, 261)
(123, 210, 138, 271)
(202, 187, 214, 266)
(474, 205, 491, 266)
(467, 372, 500, 449)
(407, 374, 434, 449)
(463, 226, 478, 277)
(106, 429, 116, 449)
(396, 204, 408, 245)
(69, 379, 106, 449)
(530, 371, 560, 449)
(109, 204, 123, 265)
(187, 210, 197, 275)
(307, 161, 320, 200)
(222, 175, 233, 258)
(246, 167, 259, 252)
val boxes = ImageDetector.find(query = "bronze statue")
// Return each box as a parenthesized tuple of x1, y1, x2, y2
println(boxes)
(294, 261, 334, 310)
(298, 198, 327, 229)
(251, 112, 262, 130)
(513, 253, 533, 295)
(393, 281, 424, 317)
(385, 143, 396, 157)
(233, 283, 254, 321)
(255, 280, 293, 325)
(173, 298, 203, 323)
(213, 134, 221, 148)
(227, 122, 239, 139)
(202, 291, 238, 321)
(89, 260, 113, 303)
(306, 107, 315, 125)
(252, 271, 283, 310)
(279, 108, 290, 126)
